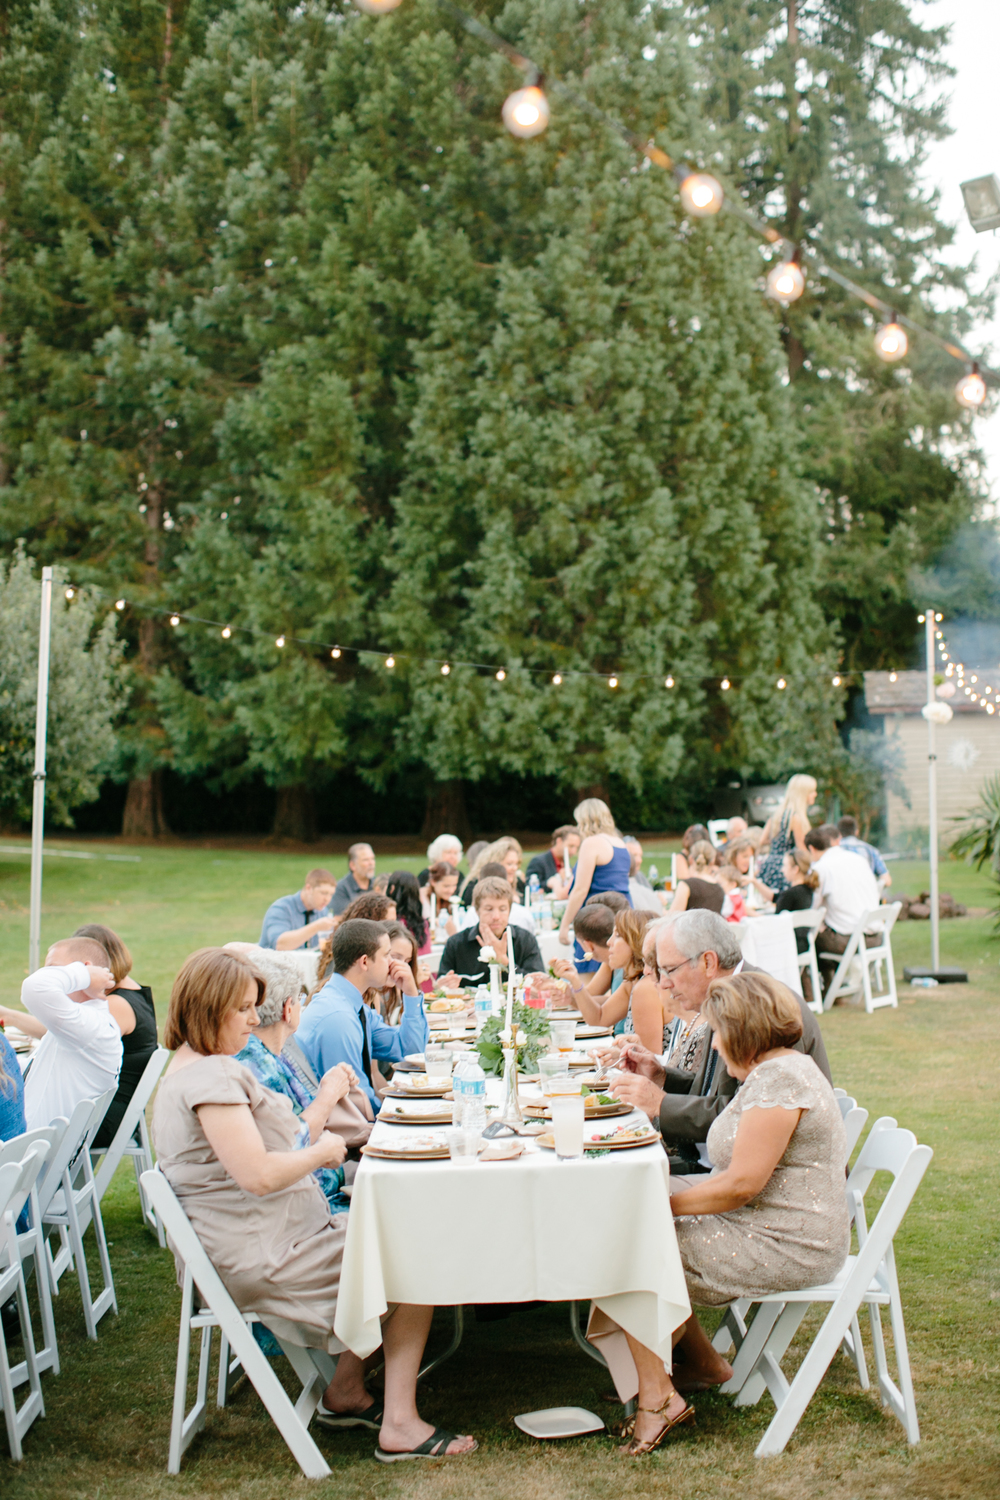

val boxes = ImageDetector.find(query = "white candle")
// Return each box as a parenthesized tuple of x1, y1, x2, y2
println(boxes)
(670, 852, 677, 888)
(429, 893, 436, 924)
(505, 962, 515, 1034)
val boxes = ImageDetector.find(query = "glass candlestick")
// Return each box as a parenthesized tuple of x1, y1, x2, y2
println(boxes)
(498, 1046, 523, 1126)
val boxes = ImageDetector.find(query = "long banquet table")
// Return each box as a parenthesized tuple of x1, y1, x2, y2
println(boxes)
(334, 1077, 691, 1396)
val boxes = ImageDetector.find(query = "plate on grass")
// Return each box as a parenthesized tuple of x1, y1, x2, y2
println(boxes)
(513, 1407, 605, 1439)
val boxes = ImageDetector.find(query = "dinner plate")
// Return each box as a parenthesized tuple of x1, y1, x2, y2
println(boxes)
(379, 1103, 454, 1125)
(523, 1100, 632, 1120)
(514, 1406, 605, 1440)
(534, 1129, 659, 1151)
(382, 1081, 453, 1099)
(362, 1140, 451, 1161)
(574, 1024, 613, 1039)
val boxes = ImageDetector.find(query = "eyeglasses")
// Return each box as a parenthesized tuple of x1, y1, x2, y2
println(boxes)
(656, 952, 705, 981)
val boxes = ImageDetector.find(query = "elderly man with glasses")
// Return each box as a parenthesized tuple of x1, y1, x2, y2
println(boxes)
(606, 911, 831, 1172)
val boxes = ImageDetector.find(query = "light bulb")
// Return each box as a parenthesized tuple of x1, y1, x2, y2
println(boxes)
(441, 663, 450, 675)
(496, 669, 506, 681)
(352, 0, 402, 13)
(222, 626, 231, 639)
(989, 703, 996, 715)
(720, 678, 731, 690)
(115, 598, 126, 611)
(935, 613, 943, 621)
(935, 630, 943, 639)
(917, 614, 925, 623)
(385, 655, 395, 668)
(552, 674, 562, 685)
(679, 172, 723, 217)
(832, 674, 842, 686)
(971, 693, 979, 701)
(766, 261, 805, 304)
(889, 671, 898, 682)
(276, 635, 285, 648)
(972, 675, 978, 683)
(331, 647, 341, 658)
(665, 675, 675, 688)
(875, 321, 908, 362)
(65, 587, 75, 599)
(502, 86, 549, 140)
(776, 677, 787, 689)
(170, 614, 180, 626)
(955, 368, 987, 409)
(608, 676, 618, 689)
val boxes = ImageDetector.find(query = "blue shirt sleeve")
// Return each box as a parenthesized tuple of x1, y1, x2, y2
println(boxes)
(369, 995, 428, 1062)
(260, 894, 297, 949)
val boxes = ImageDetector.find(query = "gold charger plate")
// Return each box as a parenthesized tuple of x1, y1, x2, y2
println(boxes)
(382, 1083, 453, 1099)
(523, 1100, 632, 1121)
(379, 1107, 454, 1125)
(362, 1143, 451, 1161)
(534, 1129, 659, 1151)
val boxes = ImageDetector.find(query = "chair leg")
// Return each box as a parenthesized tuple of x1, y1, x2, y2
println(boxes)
(0, 1269, 45, 1462)
(721, 1303, 785, 1397)
(840, 1313, 869, 1389)
(9, 1232, 60, 1385)
(169, 1272, 209, 1475)
(712, 1298, 750, 1356)
(754, 1297, 868, 1458)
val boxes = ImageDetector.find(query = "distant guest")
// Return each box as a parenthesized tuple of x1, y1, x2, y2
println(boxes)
(331, 845, 377, 915)
(260, 869, 337, 950)
(74, 923, 159, 1149)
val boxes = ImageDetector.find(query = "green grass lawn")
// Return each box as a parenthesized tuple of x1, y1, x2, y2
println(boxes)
(0, 840, 998, 1498)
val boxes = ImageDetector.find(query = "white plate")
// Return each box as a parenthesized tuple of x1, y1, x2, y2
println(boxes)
(513, 1406, 605, 1440)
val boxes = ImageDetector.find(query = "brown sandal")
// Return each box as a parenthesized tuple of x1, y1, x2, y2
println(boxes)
(619, 1398, 695, 1456)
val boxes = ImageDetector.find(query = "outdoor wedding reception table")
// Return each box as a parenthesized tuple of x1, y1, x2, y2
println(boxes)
(334, 1079, 691, 1395)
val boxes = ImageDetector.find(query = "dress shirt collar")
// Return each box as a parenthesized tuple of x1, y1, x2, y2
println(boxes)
(323, 970, 367, 1006)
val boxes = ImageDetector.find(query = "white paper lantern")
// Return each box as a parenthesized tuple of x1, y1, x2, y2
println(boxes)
(921, 700, 953, 725)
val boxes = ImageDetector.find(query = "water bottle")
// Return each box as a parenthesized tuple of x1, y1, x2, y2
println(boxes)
(461, 1058, 487, 1133)
(436, 909, 450, 942)
(451, 1057, 472, 1126)
(527, 873, 541, 910)
(474, 986, 493, 1033)
(649, 864, 659, 884)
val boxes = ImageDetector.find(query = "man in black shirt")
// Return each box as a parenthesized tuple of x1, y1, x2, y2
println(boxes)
(437, 877, 544, 986)
(525, 825, 580, 892)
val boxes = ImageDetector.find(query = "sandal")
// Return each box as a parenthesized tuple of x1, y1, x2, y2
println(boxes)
(315, 1398, 383, 1430)
(619, 1399, 695, 1457)
(375, 1427, 477, 1463)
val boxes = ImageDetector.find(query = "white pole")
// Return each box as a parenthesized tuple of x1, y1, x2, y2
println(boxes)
(925, 609, 940, 974)
(28, 567, 54, 975)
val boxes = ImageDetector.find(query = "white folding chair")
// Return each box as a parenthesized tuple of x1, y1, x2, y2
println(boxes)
(707, 819, 730, 849)
(790, 907, 825, 1015)
(141, 1168, 337, 1478)
(820, 903, 901, 1012)
(727, 1119, 931, 1456)
(91, 1047, 170, 1245)
(0, 1126, 62, 1380)
(837, 1094, 869, 1158)
(41, 1089, 118, 1339)
(0, 1151, 48, 1459)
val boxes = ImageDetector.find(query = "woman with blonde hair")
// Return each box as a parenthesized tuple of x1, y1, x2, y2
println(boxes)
(668, 841, 724, 915)
(757, 774, 818, 895)
(560, 909, 665, 1055)
(462, 837, 524, 904)
(557, 799, 631, 969)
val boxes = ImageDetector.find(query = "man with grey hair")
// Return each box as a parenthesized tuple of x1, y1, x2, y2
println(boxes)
(331, 843, 377, 915)
(610, 910, 831, 1171)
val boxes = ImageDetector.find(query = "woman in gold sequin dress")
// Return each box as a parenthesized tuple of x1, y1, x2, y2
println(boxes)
(602, 972, 850, 1457)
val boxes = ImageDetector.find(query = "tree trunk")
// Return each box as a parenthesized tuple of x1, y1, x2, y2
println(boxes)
(122, 771, 171, 837)
(421, 779, 472, 844)
(273, 784, 317, 842)
(574, 780, 609, 806)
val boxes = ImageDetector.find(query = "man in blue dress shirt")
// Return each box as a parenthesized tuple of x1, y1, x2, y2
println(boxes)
(297, 919, 428, 1115)
(259, 868, 337, 950)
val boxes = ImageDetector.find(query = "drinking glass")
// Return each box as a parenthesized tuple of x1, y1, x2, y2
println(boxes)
(550, 1019, 577, 1054)
(550, 1095, 585, 1159)
(424, 1044, 453, 1084)
(446, 1126, 482, 1164)
(538, 1054, 574, 1096)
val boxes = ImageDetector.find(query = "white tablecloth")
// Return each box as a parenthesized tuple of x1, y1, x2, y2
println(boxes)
(335, 1082, 691, 1381)
(737, 912, 803, 996)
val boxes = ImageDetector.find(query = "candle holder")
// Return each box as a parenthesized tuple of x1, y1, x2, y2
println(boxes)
(498, 1046, 524, 1126)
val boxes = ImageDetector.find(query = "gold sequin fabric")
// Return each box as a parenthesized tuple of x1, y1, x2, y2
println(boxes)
(674, 1053, 850, 1307)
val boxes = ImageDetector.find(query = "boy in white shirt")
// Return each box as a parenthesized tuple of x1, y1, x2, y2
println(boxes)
(18, 937, 121, 1131)
(805, 826, 881, 991)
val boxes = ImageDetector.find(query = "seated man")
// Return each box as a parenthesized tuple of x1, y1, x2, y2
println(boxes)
(525, 826, 579, 893)
(438, 877, 544, 989)
(608, 910, 831, 1173)
(805, 824, 882, 982)
(17, 937, 122, 1131)
(260, 868, 337, 951)
(297, 920, 428, 1116)
(837, 815, 892, 890)
(624, 836, 664, 914)
(331, 844, 377, 916)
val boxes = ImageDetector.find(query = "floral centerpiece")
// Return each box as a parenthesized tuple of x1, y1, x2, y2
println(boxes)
(475, 1000, 551, 1078)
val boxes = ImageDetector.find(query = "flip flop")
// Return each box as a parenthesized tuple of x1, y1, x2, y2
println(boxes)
(375, 1428, 477, 1463)
(315, 1399, 383, 1430)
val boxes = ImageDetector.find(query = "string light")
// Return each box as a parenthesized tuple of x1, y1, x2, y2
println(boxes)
(502, 86, 549, 139)
(170, 614, 180, 626)
(352, 0, 402, 13)
(678, 170, 723, 217)
(956, 365, 987, 409)
(989, 704, 996, 715)
(832, 674, 842, 686)
(766, 259, 805, 304)
(276, 635, 286, 648)
(65, 587, 75, 600)
(776, 677, 787, 689)
(331, 647, 341, 658)
(441, 663, 451, 675)
(552, 673, 562, 685)
(115, 598, 126, 611)
(221, 626, 231, 638)
(936, 613, 943, 622)
(889, 671, 898, 682)
(496, 669, 506, 681)
(665, 676, 675, 688)
(385, 654, 395, 668)
(608, 676, 618, 688)
(875, 320, 908, 362)
(720, 678, 731, 690)
(917, 614, 925, 623)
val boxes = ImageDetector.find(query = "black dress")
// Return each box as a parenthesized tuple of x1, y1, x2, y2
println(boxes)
(775, 884, 814, 952)
(93, 984, 159, 1149)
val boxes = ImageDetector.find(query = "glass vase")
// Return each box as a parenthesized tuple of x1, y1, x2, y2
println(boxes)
(498, 1046, 523, 1126)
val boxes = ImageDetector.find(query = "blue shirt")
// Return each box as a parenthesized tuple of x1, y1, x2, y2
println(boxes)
(296, 972, 429, 1116)
(259, 891, 332, 950)
(840, 836, 887, 879)
(0, 1031, 27, 1142)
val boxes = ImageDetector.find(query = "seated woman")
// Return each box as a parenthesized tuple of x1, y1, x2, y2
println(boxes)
(233, 949, 367, 1214)
(370, 922, 421, 1027)
(774, 849, 819, 937)
(598, 972, 849, 1456)
(316, 893, 397, 990)
(0, 1029, 25, 1143)
(668, 841, 723, 915)
(556, 910, 665, 1056)
(459, 838, 526, 909)
(725, 836, 775, 904)
(152, 947, 475, 1460)
(421, 861, 461, 939)
(74, 923, 159, 1149)
(674, 825, 711, 883)
(438, 877, 544, 988)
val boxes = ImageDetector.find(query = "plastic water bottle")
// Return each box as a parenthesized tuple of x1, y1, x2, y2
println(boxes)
(461, 1058, 487, 1133)
(474, 986, 493, 1033)
(527, 873, 541, 910)
(451, 1057, 472, 1127)
(648, 864, 659, 884)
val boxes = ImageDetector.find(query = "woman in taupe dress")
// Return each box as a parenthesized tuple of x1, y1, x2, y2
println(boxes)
(601, 972, 850, 1457)
(152, 946, 475, 1464)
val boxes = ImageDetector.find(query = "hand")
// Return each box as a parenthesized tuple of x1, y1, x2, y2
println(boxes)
(388, 956, 419, 997)
(557, 924, 570, 946)
(616, 1038, 666, 1086)
(318, 1063, 356, 1107)
(313, 915, 337, 932)
(611, 1072, 665, 1123)
(592, 1038, 623, 1069)
(438, 969, 461, 990)
(314, 1130, 348, 1169)
(83, 964, 116, 997)
(551, 959, 576, 981)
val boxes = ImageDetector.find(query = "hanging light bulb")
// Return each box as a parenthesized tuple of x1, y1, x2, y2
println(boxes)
(720, 678, 731, 691)
(935, 613, 943, 622)
(665, 675, 675, 688)
(502, 85, 549, 140)
(441, 663, 450, 675)
(115, 598, 126, 611)
(385, 655, 395, 669)
(875, 319, 908, 362)
(65, 587, 75, 600)
(988, 702, 996, 714)
(678, 170, 723, 217)
(552, 673, 562, 685)
(776, 677, 787, 690)
(496, 669, 506, 681)
(832, 674, 842, 686)
(275, 635, 285, 648)
(331, 646, 341, 659)
(889, 671, 898, 682)
(170, 614, 180, 626)
(766, 259, 805, 305)
(608, 676, 618, 689)
(352, 0, 402, 14)
(221, 626, 231, 639)
(917, 614, 925, 623)
(956, 364, 987, 409)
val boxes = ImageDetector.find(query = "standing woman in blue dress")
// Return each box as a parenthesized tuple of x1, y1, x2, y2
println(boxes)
(756, 774, 818, 896)
(558, 799, 633, 972)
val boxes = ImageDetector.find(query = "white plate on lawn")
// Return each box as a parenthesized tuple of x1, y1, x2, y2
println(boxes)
(514, 1406, 605, 1440)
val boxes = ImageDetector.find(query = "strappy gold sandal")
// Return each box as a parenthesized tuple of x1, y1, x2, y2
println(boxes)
(619, 1398, 695, 1457)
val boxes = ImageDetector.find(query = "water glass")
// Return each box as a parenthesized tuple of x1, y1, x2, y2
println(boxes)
(550, 1019, 577, 1054)
(446, 1126, 482, 1165)
(538, 1054, 574, 1095)
(424, 1044, 453, 1084)
(550, 1095, 585, 1159)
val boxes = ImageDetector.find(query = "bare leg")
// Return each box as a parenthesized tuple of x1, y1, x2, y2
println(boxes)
(322, 1350, 373, 1413)
(674, 1314, 732, 1385)
(371, 1305, 475, 1457)
(621, 1330, 690, 1455)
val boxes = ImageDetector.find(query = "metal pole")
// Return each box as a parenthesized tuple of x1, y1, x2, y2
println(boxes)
(925, 609, 940, 974)
(28, 567, 53, 974)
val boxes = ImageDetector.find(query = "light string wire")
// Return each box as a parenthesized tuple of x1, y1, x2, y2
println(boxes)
(427, 0, 994, 382)
(931, 613, 1000, 716)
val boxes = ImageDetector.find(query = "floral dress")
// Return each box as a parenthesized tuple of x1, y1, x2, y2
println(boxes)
(235, 1034, 349, 1214)
(757, 811, 796, 895)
